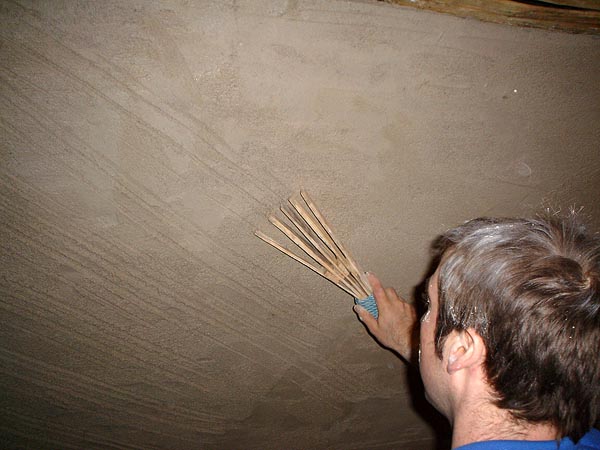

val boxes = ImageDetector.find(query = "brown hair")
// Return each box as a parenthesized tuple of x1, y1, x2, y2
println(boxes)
(433, 213, 600, 440)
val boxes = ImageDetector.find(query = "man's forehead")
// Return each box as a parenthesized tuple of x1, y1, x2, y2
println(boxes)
(429, 267, 440, 286)
(426, 276, 433, 290)
(427, 268, 440, 297)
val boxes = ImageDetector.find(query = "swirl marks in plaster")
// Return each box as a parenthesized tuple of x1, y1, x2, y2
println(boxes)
(0, 6, 378, 447)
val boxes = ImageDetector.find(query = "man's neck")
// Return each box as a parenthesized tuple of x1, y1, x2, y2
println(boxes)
(450, 400, 559, 449)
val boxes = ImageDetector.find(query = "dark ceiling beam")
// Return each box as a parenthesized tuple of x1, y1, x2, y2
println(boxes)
(381, 0, 600, 34)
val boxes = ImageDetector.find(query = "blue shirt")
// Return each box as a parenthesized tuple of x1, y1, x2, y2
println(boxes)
(456, 429, 600, 450)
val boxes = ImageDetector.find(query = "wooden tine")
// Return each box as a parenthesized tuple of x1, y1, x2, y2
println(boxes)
(345, 272, 369, 299)
(280, 204, 346, 276)
(254, 231, 360, 297)
(268, 214, 334, 276)
(268, 215, 348, 280)
(337, 278, 362, 298)
(288, 195, 368, 299)
(300, 190, 372, 296)
(279, 206, 323, 258)
(281, 204, 330, 256)
(288, 196, 343, 264)
(288, 194, 369, 298)
(343, 271, 369, 299)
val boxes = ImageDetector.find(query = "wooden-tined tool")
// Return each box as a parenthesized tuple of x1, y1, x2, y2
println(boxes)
(255, 191, 373, 302)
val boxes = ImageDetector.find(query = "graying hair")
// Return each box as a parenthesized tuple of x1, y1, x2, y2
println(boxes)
(433, 214, 600, 440)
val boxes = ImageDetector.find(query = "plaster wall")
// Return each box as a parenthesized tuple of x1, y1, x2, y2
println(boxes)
(1, 1, 599, 449)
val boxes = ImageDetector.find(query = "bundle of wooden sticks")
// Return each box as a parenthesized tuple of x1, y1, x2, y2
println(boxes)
(255, 191, 372, 300)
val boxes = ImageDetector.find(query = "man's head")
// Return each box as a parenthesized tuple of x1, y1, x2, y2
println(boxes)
(430, 213, 599, 440)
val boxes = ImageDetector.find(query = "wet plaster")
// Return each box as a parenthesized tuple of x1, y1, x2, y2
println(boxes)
(1, 0, 599, 448)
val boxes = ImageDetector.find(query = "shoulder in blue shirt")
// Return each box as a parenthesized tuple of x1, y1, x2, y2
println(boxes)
(455, 429, 600, 450)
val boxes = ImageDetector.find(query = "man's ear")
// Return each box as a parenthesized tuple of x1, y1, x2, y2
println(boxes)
(445, 328, 486, 374)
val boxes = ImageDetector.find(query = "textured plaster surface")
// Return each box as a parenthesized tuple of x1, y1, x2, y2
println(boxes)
(1, 1, 599, 449)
